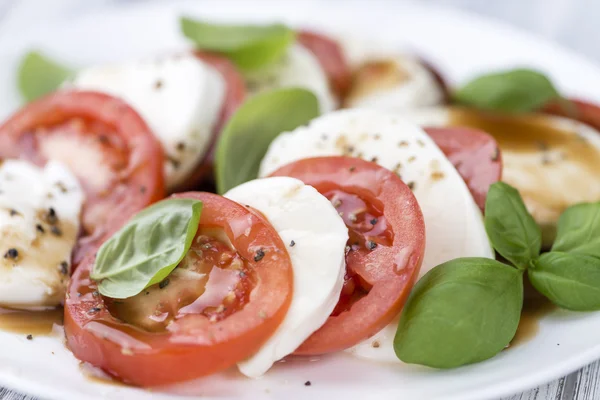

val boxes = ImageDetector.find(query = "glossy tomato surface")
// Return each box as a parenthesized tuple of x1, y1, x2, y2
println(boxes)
(270, 156, 425, 354)
(425, 127, 502, 210)
(0, 91, 165, 266)
(64, 192, 293, 386)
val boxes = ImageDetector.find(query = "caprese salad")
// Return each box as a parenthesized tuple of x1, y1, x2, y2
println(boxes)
(3, 14, 600, 391)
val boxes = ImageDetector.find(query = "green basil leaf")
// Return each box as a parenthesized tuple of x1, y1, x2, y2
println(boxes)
(529, 252, 600, 311)
(180, 17, 295, 70)
(91, 199, 202, 299)
(394, 258, 523, 368)
(18, 51, 73, 103)
(215, 88, 319, 194)
(454, 69, 560, 113)
(484, 182, 541, 269)
(552, 202, 600, 258)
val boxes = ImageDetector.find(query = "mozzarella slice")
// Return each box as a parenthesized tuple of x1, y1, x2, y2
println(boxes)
(336, 35, 444, 109)
(398, 106, 600, 246)
(0, 160, 84, 309)
(344, 56, 445, 110)
(225, 177, 347, 377)
(70, 54, 226, 191)
(244, 44, 337, 113)
(260, 109, 493, 361)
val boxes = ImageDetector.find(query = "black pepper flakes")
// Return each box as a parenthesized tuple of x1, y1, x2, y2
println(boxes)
(4, 248, 18, 260)
(370, 218, 378, 225)
(51, 226, 62, 237)
(176, 142, 186, 151)
(254, 249, 265, 262)
(367, 241, 377, 251)
(407, 181, 416, 191)
(98, 135, 109, 145)
(9, 209, 19, 217)
(26, 334, 33, 340)
(140, 186, 147, 194)
(60, 261, 69, 275)
(304, 381, 312, 387)
(168, 157, 181, 169)
(154, 79, 163, 90)
(36, 224, 45, 234)
(290, 240, 296, 247)
(370, 156, 378, 163)
(349, 166, 356, 172)
(159, 278, 170, 289)
(47, 208, 58, 224)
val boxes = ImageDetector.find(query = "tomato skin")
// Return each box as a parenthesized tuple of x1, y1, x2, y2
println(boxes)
(0, 91, 165, 267)
(425, 127, 502, 210)
(176, 52, 247, 192)
(543, 98, 600, 132)
(64, 192, 293, 386)
(270, 156, 425, 354)
(297, 30, 352, 99)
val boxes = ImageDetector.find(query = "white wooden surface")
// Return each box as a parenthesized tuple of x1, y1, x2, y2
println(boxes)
(0, 0, 599, 399)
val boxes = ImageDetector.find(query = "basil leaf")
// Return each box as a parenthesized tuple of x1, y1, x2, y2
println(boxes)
(484, 182, 541, 269)
(394, 258, 523, 368)
(215, 88, 319, 194)
(529, 252, 600, 311)
(180, 17, 295, 70)
(552, 202, 600, 258)
(18, 51, 73, 103)
(91, 199, 202, 299)
(454, 69, 560, 113)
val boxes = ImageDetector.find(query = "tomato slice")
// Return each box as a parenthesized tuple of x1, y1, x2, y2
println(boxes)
(178, 52, 247, 192)
(64, 192, 293, 386)
(270, 156, 425, 354)
(543, 98, 600, 132)
(297, 30, 352, 99)
(0, 91, 165, 267)
(425, 127, 502, 211)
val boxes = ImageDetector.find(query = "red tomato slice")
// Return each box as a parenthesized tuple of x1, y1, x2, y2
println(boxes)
(177, 52, 247, 192)
(64, 192, 293, 386)
(543, 98, 600, 132)
(297, 30, 352, 99)
(0, 91, 165, 267)
(425, 127, 502, 210)
(270, 156, 425, 354)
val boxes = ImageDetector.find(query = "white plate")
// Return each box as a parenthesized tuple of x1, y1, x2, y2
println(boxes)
(1, 1, 600, 399)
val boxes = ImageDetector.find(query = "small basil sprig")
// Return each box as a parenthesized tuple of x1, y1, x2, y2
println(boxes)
(18, 51, 73, 102)
(91, 199, 202, 299)
(395, 258, 523, 368)
(180, 17, 295, 70)
(454, 68, 560, 113)
(215, 88, 319, 194)
(484, 182, 541, 269)
(395, 183, 600, 369)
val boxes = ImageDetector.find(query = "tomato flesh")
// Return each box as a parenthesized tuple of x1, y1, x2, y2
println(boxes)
(64, 192, 293, 386)
(270, 156, 425, 354)
(425, 127, 502, 210)
(0, 91, 165, 267)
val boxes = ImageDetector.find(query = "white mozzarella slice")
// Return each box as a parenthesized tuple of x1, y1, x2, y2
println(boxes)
(225, 177, 347, 377)
(344, 56, 445, 110)
(0, 160, 84, 309)
(244, 44, 337, 113)
(336, 35, 444, 110)
(70, 54, 226, 190)
(259, 109, 493, 361)
(398, 106, 600, 245)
